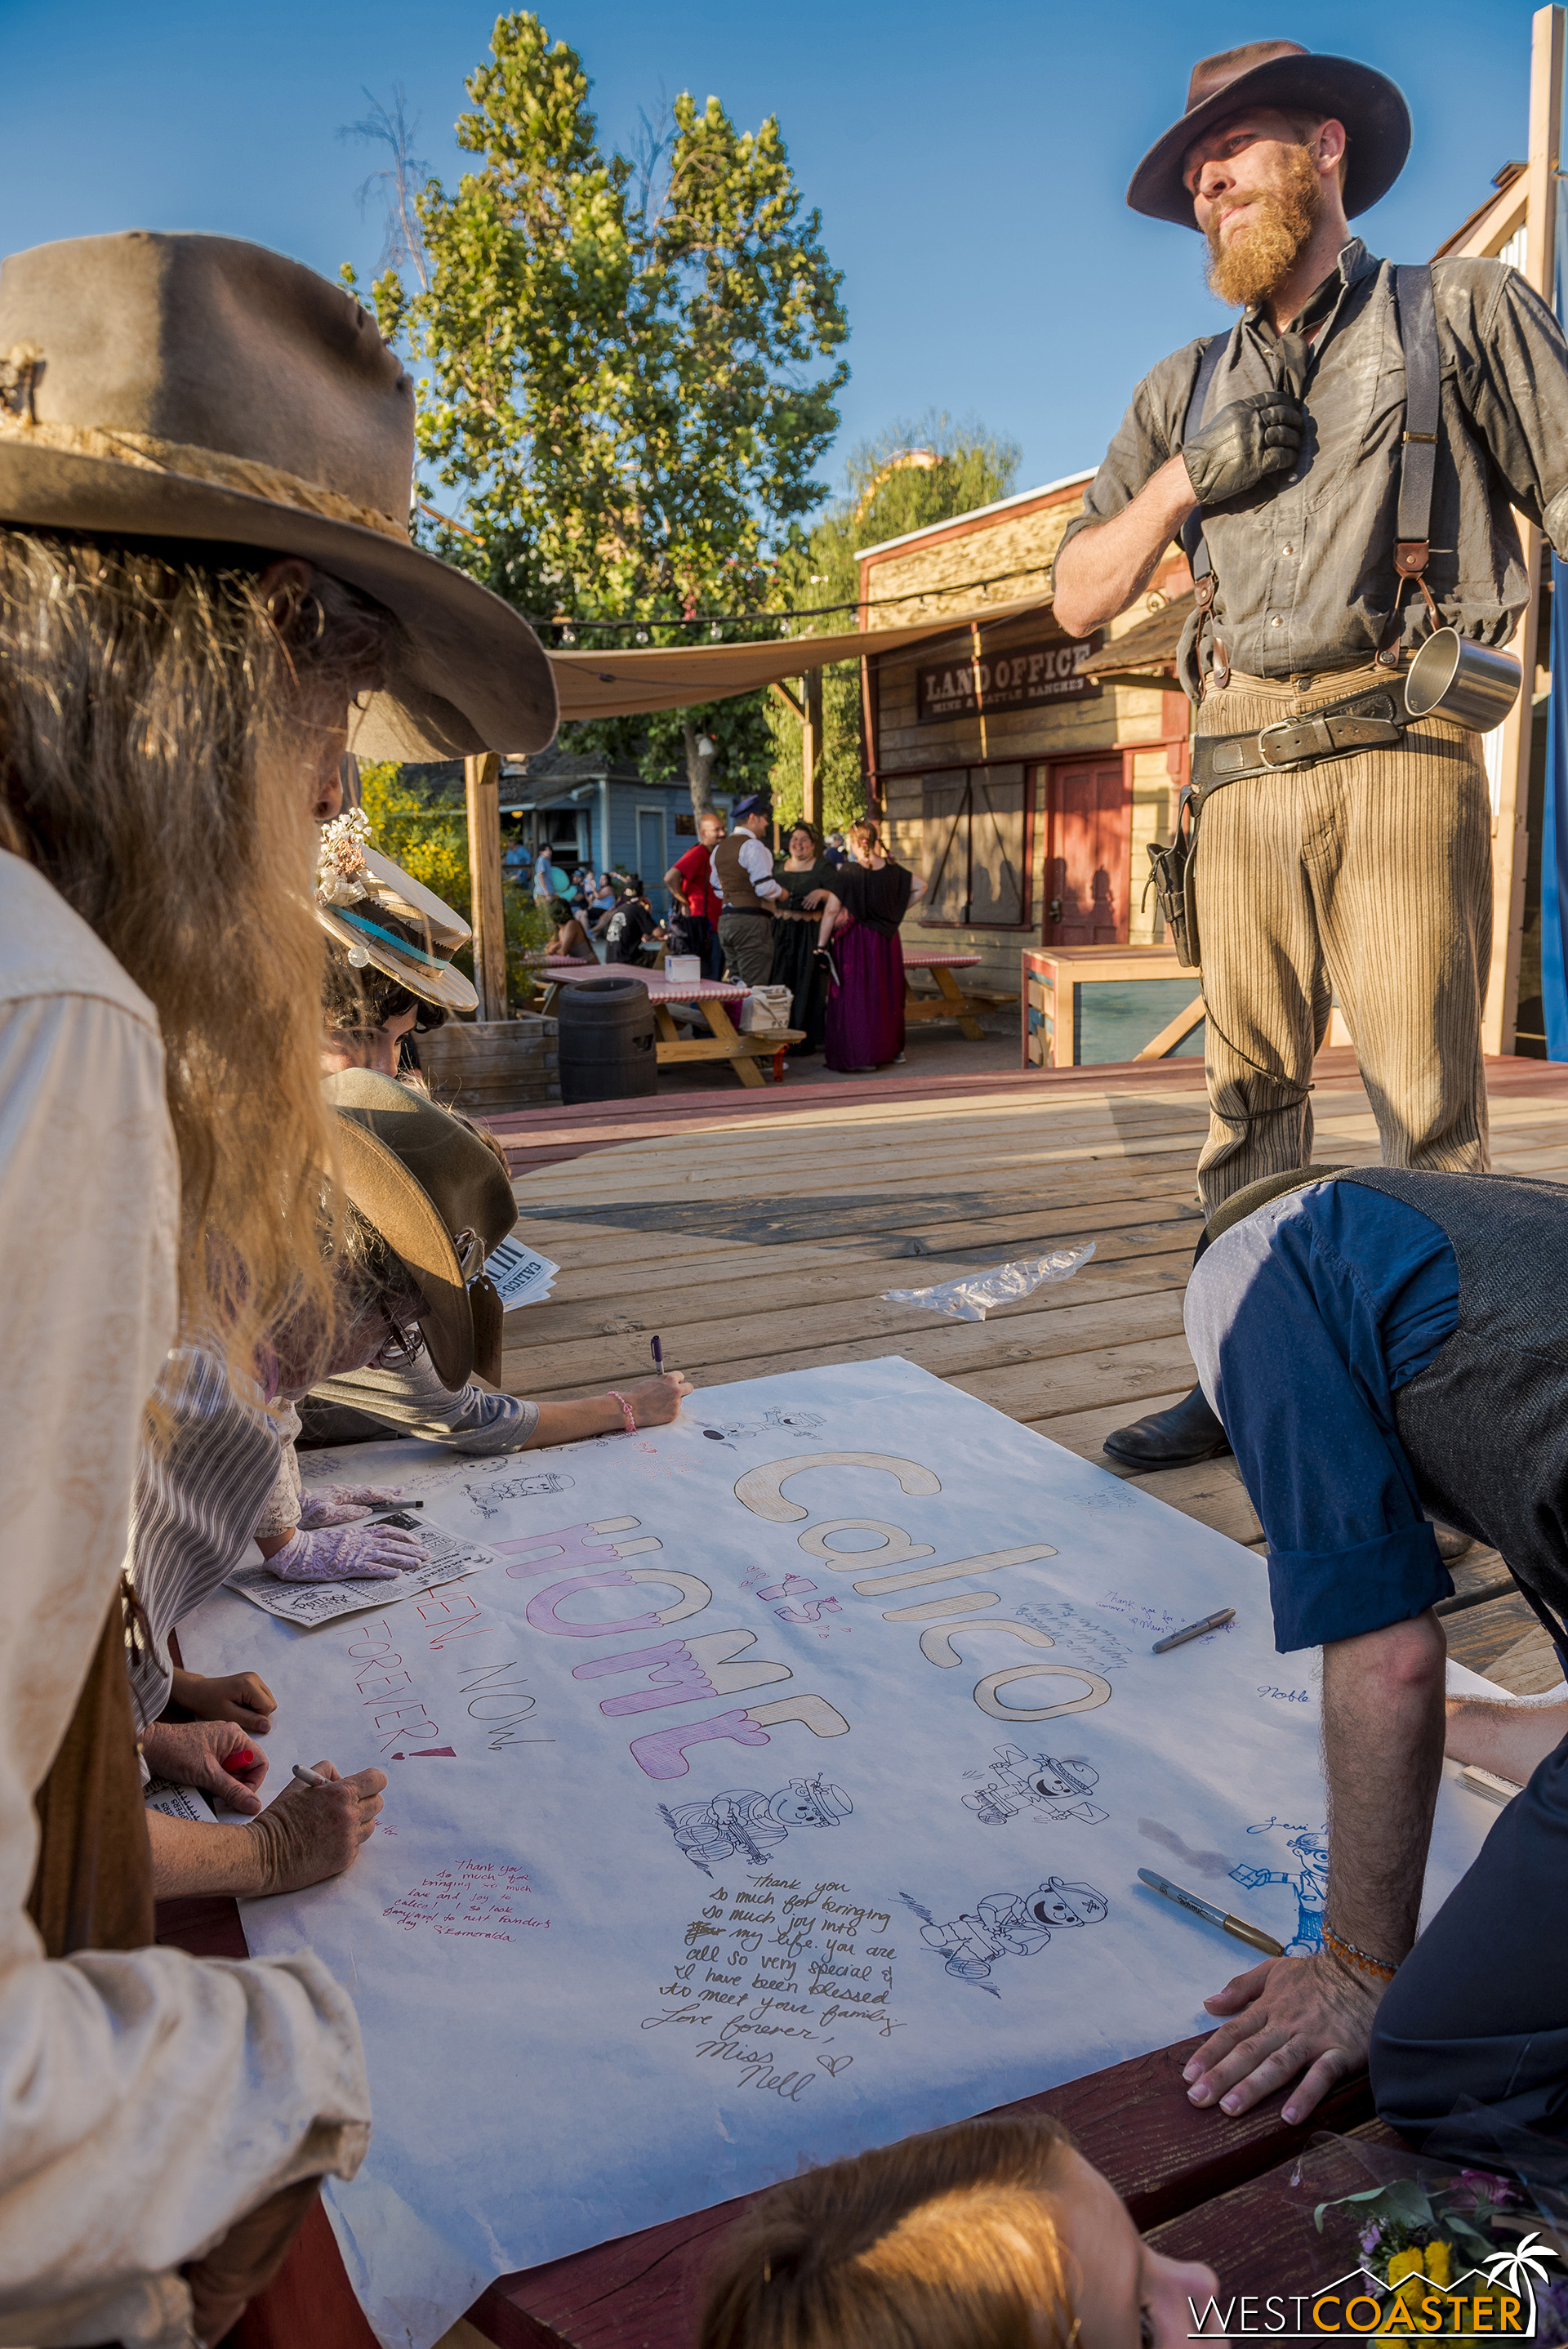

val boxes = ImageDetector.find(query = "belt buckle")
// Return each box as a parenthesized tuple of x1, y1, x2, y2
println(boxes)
(1258, 714, 1333, 768)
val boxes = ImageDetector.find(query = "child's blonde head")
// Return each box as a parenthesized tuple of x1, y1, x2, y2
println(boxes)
(701, 2117, 1079, 2349)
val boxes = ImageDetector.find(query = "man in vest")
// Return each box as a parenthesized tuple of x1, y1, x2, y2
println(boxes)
(1054, 42, 1568, 1472)
(711, 791, 784, 986)
(1175, 1163, 1568, 2149)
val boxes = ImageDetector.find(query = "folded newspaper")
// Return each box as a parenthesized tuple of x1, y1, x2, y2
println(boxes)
(483, 1234, 559, 1312)
(225, 1518, 500, 1629)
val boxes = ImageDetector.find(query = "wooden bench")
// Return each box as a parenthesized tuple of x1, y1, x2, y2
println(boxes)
(163, 1878, 1379, 2349)
(903, 950, 1018, 1043)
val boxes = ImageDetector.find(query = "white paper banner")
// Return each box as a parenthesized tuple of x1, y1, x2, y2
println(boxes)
(180, 1358, 1496, 2349)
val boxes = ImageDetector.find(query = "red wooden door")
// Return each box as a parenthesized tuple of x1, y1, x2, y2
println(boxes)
(1044, 759, 1129, 946)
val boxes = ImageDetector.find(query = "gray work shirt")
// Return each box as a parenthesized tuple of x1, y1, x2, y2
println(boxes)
(1057, 238, 1568, 690)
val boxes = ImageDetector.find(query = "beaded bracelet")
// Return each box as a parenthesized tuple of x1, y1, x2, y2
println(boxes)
(607, 1390, 638, 1435)
(1321, 1922, 1399, 1984)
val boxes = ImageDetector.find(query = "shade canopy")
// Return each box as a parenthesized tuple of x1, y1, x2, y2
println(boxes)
(544, 591, 1054, 726)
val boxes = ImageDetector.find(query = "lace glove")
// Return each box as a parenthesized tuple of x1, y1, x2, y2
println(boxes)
(265, 1520, 426, 1582)
(1182, 391, 1306, 506)
(297, 1482, 407, 1529)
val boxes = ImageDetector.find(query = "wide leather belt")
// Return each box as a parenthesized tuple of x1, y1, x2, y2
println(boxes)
(1191, 681, 1406, 796)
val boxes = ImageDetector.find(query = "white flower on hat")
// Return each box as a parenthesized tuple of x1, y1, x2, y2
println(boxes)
(317, 807, 375, 907)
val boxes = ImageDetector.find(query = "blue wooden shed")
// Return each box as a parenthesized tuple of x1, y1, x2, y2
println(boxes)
(499, 749, 729, 913)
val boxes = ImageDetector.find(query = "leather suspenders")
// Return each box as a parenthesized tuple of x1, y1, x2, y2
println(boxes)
(1178, 330, 1232, 689)
(1175, 262, 1441, 694)
(1378, 262, 1442, 666)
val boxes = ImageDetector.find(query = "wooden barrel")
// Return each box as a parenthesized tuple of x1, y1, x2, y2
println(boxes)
(557, 976, 657, 1104)
(415, 1014, 560, 1114)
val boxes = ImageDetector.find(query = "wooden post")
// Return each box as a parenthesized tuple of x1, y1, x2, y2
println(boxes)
(464, 751, 509, 1023)
(803, 670, 823, 830)
(1482, 3, 1563, 1055)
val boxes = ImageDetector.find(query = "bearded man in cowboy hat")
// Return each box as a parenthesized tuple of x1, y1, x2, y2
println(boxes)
(0, 230, 555, 2343)
(1054, 51, 1568, 2137)
(1056, 42, 1568, 1478)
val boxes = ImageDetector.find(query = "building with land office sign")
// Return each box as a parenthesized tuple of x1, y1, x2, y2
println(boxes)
(856, 471, 1198, 1038)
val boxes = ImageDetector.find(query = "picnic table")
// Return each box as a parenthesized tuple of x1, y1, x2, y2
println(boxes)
(158, 1873, 1388, 2349)
(542, 968, 804, 1088)
(902, 950, 1018, 1042)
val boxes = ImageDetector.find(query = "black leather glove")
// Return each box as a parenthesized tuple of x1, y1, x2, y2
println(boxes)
(1182, 390, 1306, 506)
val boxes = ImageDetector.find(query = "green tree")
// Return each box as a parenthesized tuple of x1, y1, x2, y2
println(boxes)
(349, 15, 848, 813)
(766, 412, 1020, 828)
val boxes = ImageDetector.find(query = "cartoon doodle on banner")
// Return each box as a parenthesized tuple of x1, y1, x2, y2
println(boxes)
(962, 1745, 1107, 1829)
(659, 1776, 853, 1874)
(464, 1471, 574, 1522)
(898, 1879, 1109, 1997)
(1229, 1821, 1328, 1956)
(702, 1405, 827, 1447)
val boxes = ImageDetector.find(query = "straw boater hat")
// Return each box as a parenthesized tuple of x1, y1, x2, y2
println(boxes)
(324, 1068, 519, 1387)
(1127, 41, 1411, 229)
(0, 230, 558, 759)
(316, 808, 479, 1015)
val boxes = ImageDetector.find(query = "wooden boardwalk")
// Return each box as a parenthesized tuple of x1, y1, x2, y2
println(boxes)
(489, 1047, 1568, 1698)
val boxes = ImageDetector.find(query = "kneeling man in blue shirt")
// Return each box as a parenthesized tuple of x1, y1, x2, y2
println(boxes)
(1180, 1165, 1568, 2149)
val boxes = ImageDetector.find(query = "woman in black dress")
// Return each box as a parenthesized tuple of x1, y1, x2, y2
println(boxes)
(816, 818, 928, 1072)
(768, 822, 840, 1054)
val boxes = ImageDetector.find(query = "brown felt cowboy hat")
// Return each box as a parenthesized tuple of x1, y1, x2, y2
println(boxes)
(324, 1068, 519, 1387)
(1127, 42, 1411, 230)
(0, 230, 557, 759)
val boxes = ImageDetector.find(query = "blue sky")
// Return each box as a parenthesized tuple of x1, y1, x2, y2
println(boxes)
(0, 0, 1545, 505)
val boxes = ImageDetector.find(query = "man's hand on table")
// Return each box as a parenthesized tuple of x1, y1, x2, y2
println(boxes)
(1183, 1947, 1382, 2124)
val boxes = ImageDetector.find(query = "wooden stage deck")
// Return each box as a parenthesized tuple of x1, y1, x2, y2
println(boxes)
(489, 1045, 1568, 1698)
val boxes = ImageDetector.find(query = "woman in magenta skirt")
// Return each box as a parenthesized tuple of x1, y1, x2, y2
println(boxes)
(817, 818, 928, 1072)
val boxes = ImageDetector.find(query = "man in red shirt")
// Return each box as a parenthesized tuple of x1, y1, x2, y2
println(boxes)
(664, 808, 726, 978)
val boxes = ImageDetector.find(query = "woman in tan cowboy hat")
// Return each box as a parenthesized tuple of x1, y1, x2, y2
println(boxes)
(0, 229, 555, 2346)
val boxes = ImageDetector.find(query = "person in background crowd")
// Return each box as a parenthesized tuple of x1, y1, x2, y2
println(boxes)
(712, 792, 784, 987)
(501, 835, 529, 880)
(665, 808, 728, 978)
(823, 827, 848, 869)
(700, 2115, 1218, 2349)
(817, 817, 925, 1073)
(0, 225, 553, 2343)
(769, 820, 840, 1055)
(603, 874, 665, 967)
(545, 896, 595, 959)
(532, 842, 558, 903)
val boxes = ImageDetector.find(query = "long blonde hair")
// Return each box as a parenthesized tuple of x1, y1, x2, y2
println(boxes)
(701, 2117, 1079, 2349)
(0, 527, 394, 1393)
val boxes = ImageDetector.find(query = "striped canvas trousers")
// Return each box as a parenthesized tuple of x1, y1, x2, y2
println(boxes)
(1190, 662, 1493, 1212)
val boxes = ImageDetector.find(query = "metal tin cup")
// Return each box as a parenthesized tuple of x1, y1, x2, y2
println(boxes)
(1404, 627, 1522, 731)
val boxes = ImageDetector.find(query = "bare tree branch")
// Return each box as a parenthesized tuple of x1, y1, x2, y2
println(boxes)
(338, 83, 432, 293)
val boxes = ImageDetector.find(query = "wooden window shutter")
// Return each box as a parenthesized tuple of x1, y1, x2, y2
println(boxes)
(921, 777, 970, 924)
(969, 768, 1027, 926)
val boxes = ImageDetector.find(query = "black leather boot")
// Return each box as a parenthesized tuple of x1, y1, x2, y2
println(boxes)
(1102, 1384, 1232, 1469)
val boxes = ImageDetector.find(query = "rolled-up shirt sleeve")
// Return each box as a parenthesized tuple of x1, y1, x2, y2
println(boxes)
(0, 867, 369, 2346)
(1053, 347, 1195, 586)
(310, 1338, 541, 1453)
(1441, 257, 1568, 558)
